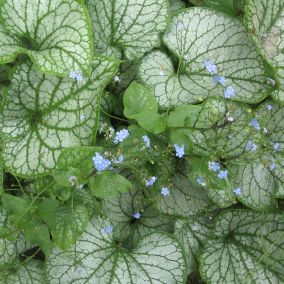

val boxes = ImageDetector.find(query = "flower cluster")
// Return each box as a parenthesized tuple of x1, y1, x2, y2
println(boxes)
(93, 152, 111, 171)
(250, 118, 261, 131)
(203, 59, 236, 99)
(114, 129, 129, 144)
(208, 161, 228, 180)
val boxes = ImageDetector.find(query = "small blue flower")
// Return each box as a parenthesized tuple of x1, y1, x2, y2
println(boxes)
(250, 118, 261, 130)
(114, 75, 120, 83)
(174, 144, 185, 158)
(161, 187, 170, 196)
(103, 225, 113, 234)
(177, 21, 185, 31)
(208, 161, 221, 172)
(114, 129, 129, 144)
(267, 77, 276, 86)
(70, 71, 83, 81)
(203, 60, 218, 74)
(143, 135, 151, 148)
(197, 177, 206, 186)
(93, 152, 111, 171)
(269, 160, 276, 171)
(112, 155, 124, 164)
(145, 176, 157, 187)
(213, 75, 226, 85)
(224, 86, 236, 99)
(69, 176, 77, 186)
(133, 212, 141, 219)
(218, 170, 228, 179)
(273, 143, 280, 151)
(246, 140, 257, 152)
(267, 104, 273, 111)
(233, 188, 242, 196)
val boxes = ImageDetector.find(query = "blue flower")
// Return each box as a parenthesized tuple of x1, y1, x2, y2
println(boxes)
(161, 187, 170, 196)
(233, 188, 241, 196)
(145, 176, 157, 187)
(114, 129, 129, 144)
(224, 86, 236, 98)
(69, 176, 77, 186)
(269, 160, 276, 171)
(246, 140, 257, 152)
(197, 177, 206, 186)
(143, 135, 151, 148)
(93, 152, 111, 171)
(174, 144, 185, 158)
(112, 155, 124, 164)
(267, 104, 273, 110)
(208, 161, 221, 172)
(218, 170, 228, 179)
(203, 60, 218, 74)
(177, 21, 185, 31)
(213, 75, 226, 85)
(273, 143, 280, 151)
(267, 77, 275, 86)
(69, 71, 83, 81)
(114, 75, 120, 83)
(250, 118, 261, 130)
(133, 212, 141, 219)
(103, 225, 113, 234)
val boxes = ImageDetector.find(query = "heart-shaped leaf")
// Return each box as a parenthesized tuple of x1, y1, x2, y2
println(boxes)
(0, 56, 119, 177)
(45, 217, 187, 283)
(102, 185, 174, 247)
(139, 8, 269, 107)
(200, 210, 284, 284)
(86, 0, 168, 59)
(0, 0, 93, 77)
(245, 0, 284, 81)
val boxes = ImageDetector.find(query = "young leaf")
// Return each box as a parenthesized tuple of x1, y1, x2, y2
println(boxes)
(89, 172, 132, 199)
(200, 210, 284, 284)
(0, 0, 93, 77)
(0, 207, 32, 267)
(170, 0, 186, 14)
(167, 98, 226, 129)
(2, 194, 52, 255)
(45, 217, 187, 283)
(0, 260, 44, 284)
(190, 0, 236, 16)
(102, 185, 174, 247)
(124, 82, 166, 134)
(139, 8, 268, 107)
(51, 204, 89, 250)
(245, 0, 284, 80)
(86, 0, 168, 59)
(1, 56, 119, 177)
